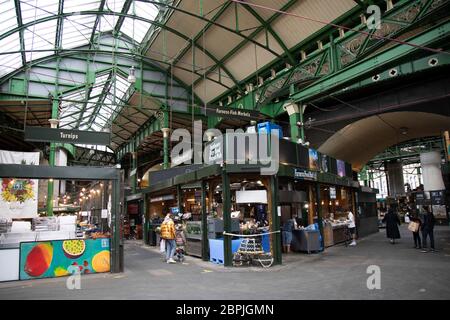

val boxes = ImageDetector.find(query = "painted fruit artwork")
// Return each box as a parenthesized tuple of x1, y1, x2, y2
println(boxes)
(92, 250, 110, 273)
(24, 242, 53, 277)
(54, 266, 70, 277)
(62, 240, 86, 259)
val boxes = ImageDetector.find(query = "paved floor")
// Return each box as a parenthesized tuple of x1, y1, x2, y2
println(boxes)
(1, 225, 449, 300)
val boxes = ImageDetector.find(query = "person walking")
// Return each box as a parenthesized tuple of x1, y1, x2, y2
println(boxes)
(282, 213, 298, 253)
(409, 212, 422, 249)
(347, 210, 357, 246)
(382, 208, 401, 244)
(160, 213, 177, 263)
(421, 206, 436, 253)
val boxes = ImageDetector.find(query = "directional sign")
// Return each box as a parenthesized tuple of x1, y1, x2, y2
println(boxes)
(205, 106, 259, 120)
(24, 127, 110, 145)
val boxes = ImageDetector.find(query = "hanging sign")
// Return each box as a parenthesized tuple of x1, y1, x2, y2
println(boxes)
(0, 150, 39, 219)
(24, 127, 110, 145)
(205, 106, 259, 120)
(101, 209, 108, 218)
(430, 190, 445, 205)
(294, 169, 317, 181)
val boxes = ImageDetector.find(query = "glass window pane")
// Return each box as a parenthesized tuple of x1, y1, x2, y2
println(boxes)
(24, 19, 56, 61)
(21, 0, 59, 24)
(61, 14, 97, 49)
(0, 0, 18, 35)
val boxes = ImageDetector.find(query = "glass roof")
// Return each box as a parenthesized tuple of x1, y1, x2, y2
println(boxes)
(59, 71, 131, 133)
(0, 0, 160, 147)
(0, 0, 159, 80)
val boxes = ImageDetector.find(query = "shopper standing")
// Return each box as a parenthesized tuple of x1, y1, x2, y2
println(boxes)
(347, 210, 357, 246)
(421, 206, 436, 253)
(409, 212, 422, 249)
(382, 208, 401, 244)
(282, 213, 298, 253)
(160, 213, 177, 263)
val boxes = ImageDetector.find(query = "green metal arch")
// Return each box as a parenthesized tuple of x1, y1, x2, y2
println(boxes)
(0, 7, 281, 92)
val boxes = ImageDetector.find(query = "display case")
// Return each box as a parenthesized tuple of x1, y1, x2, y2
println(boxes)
(186, 221, 202, 240)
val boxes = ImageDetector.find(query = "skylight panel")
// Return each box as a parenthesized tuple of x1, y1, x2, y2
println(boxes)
(20, 0, 59, 24)
(24, 19, 56, 61)
(61, 15, 97, 49)
(0, 33, 21, 77)
(0, 0, 18, 35)
(63, 0, 101, 13)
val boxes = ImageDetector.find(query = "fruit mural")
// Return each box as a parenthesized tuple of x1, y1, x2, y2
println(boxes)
(20, 238, 110, 280)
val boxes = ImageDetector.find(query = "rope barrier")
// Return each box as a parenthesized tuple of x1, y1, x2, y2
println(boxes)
(223, 230, 280, 237)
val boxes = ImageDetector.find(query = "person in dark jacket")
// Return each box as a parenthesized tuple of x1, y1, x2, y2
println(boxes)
(421, 206, 436, 253)
(382, 208, 401, 244)
(409, 212, 422, 249)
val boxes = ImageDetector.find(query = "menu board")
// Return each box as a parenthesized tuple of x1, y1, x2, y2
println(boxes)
(430, 190, 445, 205)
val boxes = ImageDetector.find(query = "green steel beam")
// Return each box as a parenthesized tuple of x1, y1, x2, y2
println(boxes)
(13, 0, 26, 66)
(55, 0, 64, 51)
(167, 1, 243, 92)
(114, 0, 133, 35)
(239, 3, 295, 65)
(90, 0, 107, 45)
(290, 20, 450, 104)
(193, 0, 299, 89)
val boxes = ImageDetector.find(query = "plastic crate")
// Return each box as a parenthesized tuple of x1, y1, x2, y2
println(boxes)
(209, 238, 241, 265)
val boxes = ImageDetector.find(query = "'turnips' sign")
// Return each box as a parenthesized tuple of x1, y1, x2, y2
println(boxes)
(24, 127, 110, 145)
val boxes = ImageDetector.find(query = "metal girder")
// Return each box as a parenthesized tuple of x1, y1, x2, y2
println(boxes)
(166, 1, 243, 93)
(55, 0, 65, 51)
(90, 0, 107, 45)
(290, 20, 450, 104)
(239, 2, 295, 65)
(13, 0, 26, 66)
(193, 0, 298, 89)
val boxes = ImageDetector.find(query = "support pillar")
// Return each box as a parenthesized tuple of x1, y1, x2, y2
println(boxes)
(143, 194, 148, 245)
(177, 184, 183, 213)
(315, 183, 325, 250)
(46, 100, 59, 216)
(420, 151, 445, 191)
(222, 170, 232, 267)
(386, 161, 405, 197)
(270, 175, 282, 265)
(201, 180, 209, 261)
(131, 141, 137, 193)
(284, 102, 304, 142)
(162, 127, 170, 169)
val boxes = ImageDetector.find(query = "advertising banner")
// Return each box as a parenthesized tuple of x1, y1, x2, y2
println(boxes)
(337, 160, 346, 178)
(19, 238, 110, 280)
(0, 150, 40, 219)
(309, 149, 319, 170)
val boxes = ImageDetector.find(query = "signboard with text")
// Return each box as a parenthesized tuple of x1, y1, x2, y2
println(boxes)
(24, 127, 110, 145)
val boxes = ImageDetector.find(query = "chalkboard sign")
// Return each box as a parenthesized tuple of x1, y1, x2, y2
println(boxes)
(430, 190, 445, 205)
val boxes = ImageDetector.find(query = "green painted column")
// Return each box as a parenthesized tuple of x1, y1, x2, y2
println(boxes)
(46, 98, 59, 216)
(286, 102, 305, 142)
(315, 183, 325, 251)
(143, 194, 148, 245)
(177, 184, 183, 213)
(131, 141, 137, 193)
(222, 170, 232, 267)
(270, 175, 282, 265)
(201, 180, 209, 261)
(289, 112, 301, 142)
